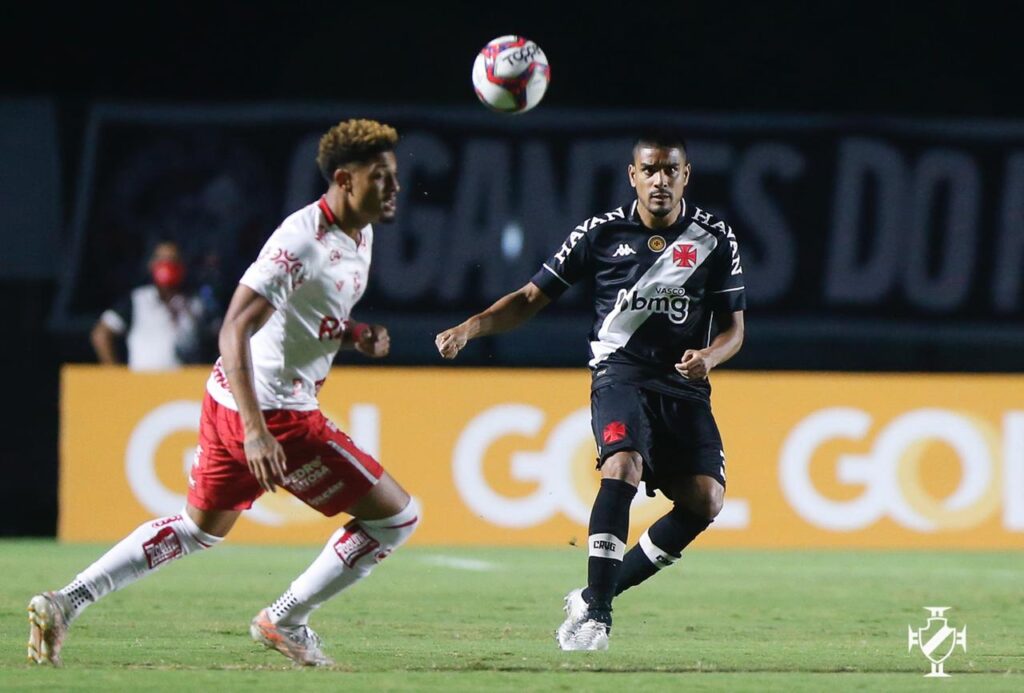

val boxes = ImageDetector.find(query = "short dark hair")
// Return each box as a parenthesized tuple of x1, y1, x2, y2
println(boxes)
(633, 129, 688, 157)
(317, 118, 399, 182)
(146, 238, 181, 260)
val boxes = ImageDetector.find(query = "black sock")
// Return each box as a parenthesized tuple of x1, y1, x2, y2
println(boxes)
(614, 505, 711, 596)
(585, 478, 637, 622)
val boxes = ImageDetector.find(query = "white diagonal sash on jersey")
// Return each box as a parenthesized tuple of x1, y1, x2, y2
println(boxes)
(589, 222, 718, 367)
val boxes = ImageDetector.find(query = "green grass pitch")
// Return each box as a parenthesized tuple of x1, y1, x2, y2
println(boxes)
(1, 541, 1020, 691)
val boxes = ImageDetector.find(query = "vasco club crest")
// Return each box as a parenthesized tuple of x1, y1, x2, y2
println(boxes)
(907, 606, 967, 677)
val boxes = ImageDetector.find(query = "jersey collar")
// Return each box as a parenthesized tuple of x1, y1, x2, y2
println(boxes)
(318, 195, 339, 227)
(629, 197, 688, 226)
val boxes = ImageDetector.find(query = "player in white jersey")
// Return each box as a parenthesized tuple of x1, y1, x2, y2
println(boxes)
(28, 119, 419, 668)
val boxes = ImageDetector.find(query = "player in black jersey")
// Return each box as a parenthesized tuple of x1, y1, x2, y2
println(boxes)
(436, 131, 745, 651)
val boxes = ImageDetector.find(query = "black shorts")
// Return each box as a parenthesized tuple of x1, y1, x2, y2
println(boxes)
(591, 383, 726, 495)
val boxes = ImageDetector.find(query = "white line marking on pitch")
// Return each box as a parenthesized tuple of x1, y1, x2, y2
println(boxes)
(418, 555, 499, 571)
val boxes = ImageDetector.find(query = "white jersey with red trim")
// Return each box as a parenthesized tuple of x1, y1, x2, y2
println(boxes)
(207, 197, 372, 411)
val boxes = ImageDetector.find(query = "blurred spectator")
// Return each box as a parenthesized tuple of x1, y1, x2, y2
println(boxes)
(90, 240, 209, 371)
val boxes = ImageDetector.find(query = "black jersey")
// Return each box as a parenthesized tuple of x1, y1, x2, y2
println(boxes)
(530, 198, 746, 401)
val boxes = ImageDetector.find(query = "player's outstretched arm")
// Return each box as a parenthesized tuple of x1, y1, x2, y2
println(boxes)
(435, 282, 551, 359)
(218, 284, 288, 492)
(676, 310, 745, 380)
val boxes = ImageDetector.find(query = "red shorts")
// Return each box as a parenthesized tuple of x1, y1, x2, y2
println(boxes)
(187, 393, 384, 516)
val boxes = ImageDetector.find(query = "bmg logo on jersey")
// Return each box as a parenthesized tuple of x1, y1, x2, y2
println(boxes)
(616, 287, 690, 324)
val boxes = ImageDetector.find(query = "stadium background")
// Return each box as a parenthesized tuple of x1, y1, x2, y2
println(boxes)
(1, 1, 1021, 547)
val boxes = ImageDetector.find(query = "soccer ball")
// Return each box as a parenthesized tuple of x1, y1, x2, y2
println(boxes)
(472, 35, 550, 114)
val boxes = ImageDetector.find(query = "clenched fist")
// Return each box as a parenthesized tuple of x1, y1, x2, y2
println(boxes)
(435, 325, 469, 359)
(676, 348, 716, 380)
(355, 324, 390, 358)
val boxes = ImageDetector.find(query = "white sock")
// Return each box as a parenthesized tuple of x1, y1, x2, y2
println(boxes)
(269, 498, 420, 626)
(59, 512, 223, 622)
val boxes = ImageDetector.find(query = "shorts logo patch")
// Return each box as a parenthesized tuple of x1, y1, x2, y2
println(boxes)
(143, 527, 183, 569)
(333, 523, 380, 568)
(603, 421, 627, 444)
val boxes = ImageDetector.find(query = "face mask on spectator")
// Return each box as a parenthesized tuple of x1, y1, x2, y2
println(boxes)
(152, 259, 185, 289)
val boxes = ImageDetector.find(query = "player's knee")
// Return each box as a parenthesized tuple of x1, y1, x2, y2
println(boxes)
(177, 512, 225, 552)
(684, 491, 723, 521)
(704, 493, 724, 520)
(185, 505, 239, 539)
(356, 497, 421, 565)
(600, 451, 643, 485)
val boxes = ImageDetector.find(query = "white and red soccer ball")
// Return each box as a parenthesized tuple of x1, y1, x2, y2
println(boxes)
(472, 35, 550, 114)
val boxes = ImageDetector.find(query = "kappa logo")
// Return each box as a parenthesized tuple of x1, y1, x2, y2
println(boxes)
(553, 207, 626, 264)
(612, 244, 637, 257)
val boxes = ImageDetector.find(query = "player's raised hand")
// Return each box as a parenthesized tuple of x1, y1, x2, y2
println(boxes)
(243, 430, 288, 493)
(355, 324, 390, 358)
(676, 349, 714, 380)
(435, 325, 468, 359)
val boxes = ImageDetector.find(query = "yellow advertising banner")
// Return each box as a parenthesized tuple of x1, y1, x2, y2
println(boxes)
(61, 366, 1024, 548)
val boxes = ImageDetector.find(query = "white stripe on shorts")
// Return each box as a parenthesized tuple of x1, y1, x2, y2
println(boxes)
(327, 440, 380, 485)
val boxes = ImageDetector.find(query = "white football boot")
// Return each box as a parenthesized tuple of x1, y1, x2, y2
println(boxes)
(561, 618, 610, 651)
(27, 591, 72, 666)
(555, 588, 589, 648)
(250, 608, 334, 667)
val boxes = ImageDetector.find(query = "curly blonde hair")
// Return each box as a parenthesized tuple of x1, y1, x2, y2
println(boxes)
(317, 118, 399, 182)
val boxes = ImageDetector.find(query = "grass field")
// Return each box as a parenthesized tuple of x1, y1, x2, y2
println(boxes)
(0, 542, 1020, 691)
